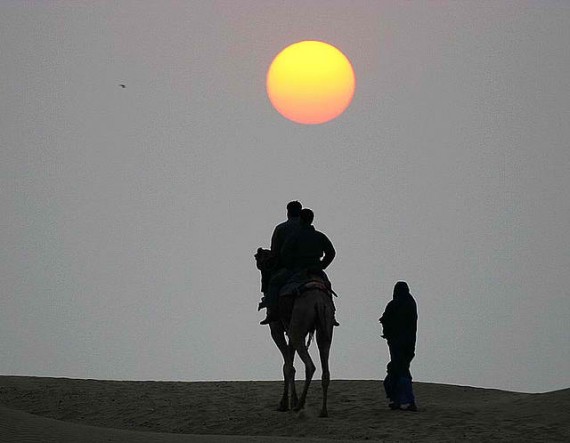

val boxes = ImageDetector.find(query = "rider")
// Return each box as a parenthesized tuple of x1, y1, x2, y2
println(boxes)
(259, 201, 303, 325)
(280, 208, 335, 273)
(271, 201, 302, 258)
(280, 208, 339, 326)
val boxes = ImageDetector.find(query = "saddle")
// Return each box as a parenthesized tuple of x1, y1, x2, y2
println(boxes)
(279, 269, 332, 298)
(255, 248, 336, 313)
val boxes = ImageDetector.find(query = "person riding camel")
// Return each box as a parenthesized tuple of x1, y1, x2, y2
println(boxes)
(280, 208, 335, 275)
(279, 208, 339, 326)
(259, 201, 303, 325)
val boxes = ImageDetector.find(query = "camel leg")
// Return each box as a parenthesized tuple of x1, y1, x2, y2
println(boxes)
(271, 323, 295, 411)
(288, 291, 320, 412)
(288, 343, 299, 410)
(317, 333, 332, 417)
(292, 341, 316, 412)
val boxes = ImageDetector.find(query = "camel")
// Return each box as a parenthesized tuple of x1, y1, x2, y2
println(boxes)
(256, 248, 335, 417)
(282, 284, 335, 417)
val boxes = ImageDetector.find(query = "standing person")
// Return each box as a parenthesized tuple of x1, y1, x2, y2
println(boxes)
(259, 200, 302, 325)
(379, 281, 418, 411)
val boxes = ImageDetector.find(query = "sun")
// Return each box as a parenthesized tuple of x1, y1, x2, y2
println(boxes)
(266, 41, 356, 125)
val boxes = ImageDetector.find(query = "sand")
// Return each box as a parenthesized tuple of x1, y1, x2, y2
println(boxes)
(0, 376, 568, 442)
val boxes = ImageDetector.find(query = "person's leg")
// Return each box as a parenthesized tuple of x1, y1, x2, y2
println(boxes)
(397, 347, 417, 410)
(383, 361, 396, 403)
(388, 343, 411, 408)
(385, 346, 404, 408)
(260, 268, 290, 324)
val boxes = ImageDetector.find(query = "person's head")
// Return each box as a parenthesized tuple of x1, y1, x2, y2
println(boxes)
(286, 200, 302, 218)
(393, 281, 410, 299)
(300, 208, 314, 226)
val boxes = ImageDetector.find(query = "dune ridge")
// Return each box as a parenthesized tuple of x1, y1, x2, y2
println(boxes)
(0, 376, 568, 442)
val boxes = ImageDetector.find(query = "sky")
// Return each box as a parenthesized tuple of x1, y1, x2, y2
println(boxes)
(1, 1, 569, 394)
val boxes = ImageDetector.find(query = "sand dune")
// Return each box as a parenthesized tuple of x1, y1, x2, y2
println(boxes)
(0, 376, 568, 442)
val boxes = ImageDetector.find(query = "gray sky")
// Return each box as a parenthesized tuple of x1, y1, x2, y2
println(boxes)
(1, 1, 569, 393)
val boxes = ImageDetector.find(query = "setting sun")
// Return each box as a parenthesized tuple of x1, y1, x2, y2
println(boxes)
(266, 41, 356, 125)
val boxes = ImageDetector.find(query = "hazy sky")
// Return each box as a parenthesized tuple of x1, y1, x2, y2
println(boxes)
(2, 1, 569, 393)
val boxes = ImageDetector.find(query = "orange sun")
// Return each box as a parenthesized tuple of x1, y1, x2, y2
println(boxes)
(266, 40, 356, 125)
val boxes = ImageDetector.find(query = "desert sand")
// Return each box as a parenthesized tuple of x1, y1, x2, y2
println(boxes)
(0, 376, 568, 442)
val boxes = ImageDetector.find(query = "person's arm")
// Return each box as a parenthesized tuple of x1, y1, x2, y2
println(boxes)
(270, 226, 280, 253)
(379, 301, 395, 339)
(319, 233, 336, 270)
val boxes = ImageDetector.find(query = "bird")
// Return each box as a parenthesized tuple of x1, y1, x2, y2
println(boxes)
(119, 84, 126, 88)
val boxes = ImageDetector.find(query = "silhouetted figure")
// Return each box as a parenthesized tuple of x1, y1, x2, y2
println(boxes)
(271, 201, 303, 257)
(259, 201, 303, 325)
(280, 208, 336, 273)
(379, 281, 418, 411)
(254, 207, 338, 415)
(281, 208, 339, 326)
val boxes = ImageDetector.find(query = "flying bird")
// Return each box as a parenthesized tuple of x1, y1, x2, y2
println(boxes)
(119, 84, 126, 88)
